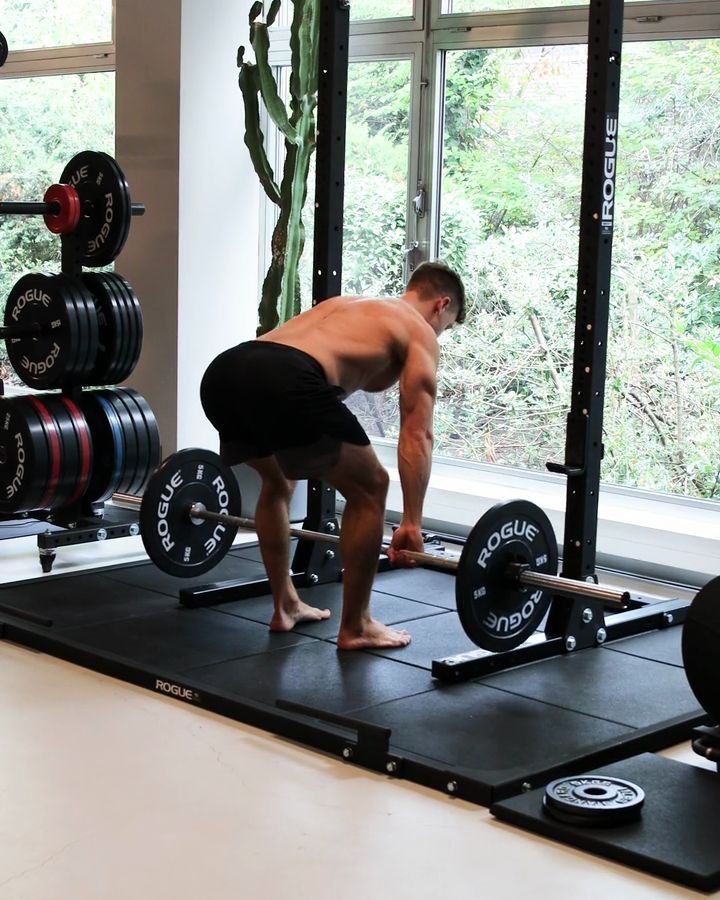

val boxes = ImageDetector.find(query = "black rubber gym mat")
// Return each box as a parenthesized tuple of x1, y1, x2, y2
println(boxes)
(60, 607, 314, 670)
(187, 640, 435, 712)
(0, 573, 175, 628)
(352, 684, 633, 797)
(104, 549, 267, 597)
(0, 549, 706, 816)
(372, 567, 456, 609)
(491, 753, 720, 892)
(365, 610, 484, 669)
(603, 627, 685, 667)
(212, 581, 448, 641)
(480, 644, 699, 728)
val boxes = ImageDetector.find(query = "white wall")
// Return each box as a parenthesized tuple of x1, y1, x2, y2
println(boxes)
(115, 0, 259, 456)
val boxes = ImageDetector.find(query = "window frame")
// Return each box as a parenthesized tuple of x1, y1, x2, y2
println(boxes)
(0, 0, 115, 78)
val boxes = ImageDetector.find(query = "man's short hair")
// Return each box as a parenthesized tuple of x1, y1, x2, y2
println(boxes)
(406, 260, 467, 325)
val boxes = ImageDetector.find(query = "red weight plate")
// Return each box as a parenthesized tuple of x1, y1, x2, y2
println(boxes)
(27, 396, 62, 509)
(43, 183, 81, 235)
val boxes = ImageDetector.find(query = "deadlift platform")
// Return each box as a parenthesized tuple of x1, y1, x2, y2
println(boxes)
(0, 545, 706, 810)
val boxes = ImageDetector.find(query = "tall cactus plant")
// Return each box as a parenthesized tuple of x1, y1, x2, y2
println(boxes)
(237, 0, 319, 335)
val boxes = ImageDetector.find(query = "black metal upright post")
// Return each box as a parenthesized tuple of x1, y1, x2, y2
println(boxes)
(291, 0, 350, 582)
(547, 0, 624, 585)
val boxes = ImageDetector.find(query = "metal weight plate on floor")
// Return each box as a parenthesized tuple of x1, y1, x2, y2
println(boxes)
(681, 576, 720, 722)
(0, 397, 52, 513)
(0, 32, 8, 68)
(543, 775, 645, 827)
(140, 448, 242, 577)
(78, 391, 127, 502)
(455, 499, 559, 651)
(59, 151, 132, 267)
(4, 273, 83, 389)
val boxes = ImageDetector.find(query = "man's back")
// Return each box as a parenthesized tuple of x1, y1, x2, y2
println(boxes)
(258, 295, 437, 396)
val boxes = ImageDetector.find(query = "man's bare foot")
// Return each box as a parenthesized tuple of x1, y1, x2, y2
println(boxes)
(270, 599, 332, 632)
(336, 619, 412, 650)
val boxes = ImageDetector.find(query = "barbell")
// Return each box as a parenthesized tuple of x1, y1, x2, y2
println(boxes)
(139, 448, 631, 651)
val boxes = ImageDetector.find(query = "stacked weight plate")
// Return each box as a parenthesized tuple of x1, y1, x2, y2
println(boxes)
(3, 271, 144, 390)
(78, 388, 161, 502)
(0, 389, 160, 513)
(4, 273, 99, 390)
(82, 273, 143, 386)
(0, 394, 92, 513)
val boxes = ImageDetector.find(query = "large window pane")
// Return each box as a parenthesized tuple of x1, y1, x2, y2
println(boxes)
(296, 58, 412, 305)
(0, 72, 115, 382)
(432, 40, 720, 501)
(608, 39, 720, 500)
(435, 44, 584, 474)
(350, 0, 414, 22)
(0, 0, 112, 50)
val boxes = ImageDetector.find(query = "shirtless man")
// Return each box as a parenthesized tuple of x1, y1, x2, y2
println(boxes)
(200, 261, 466, 649)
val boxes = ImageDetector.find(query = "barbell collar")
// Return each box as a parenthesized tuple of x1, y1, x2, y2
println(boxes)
(509, 563, 629, 607)
(187, 503, 459, 572)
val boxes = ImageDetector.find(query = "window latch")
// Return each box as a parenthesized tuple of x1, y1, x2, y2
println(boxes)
(412, 187, 426, 218)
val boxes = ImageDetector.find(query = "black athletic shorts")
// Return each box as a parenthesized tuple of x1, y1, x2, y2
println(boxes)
(200, 340, 370, 478)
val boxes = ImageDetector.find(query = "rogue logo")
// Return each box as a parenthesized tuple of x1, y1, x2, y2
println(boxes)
(154, 679, 198, 701)
(156, 469, 184, 552)
(475, 518, 539, 570)
(6, 432, 25, 500)
(601, 115, 619, 234)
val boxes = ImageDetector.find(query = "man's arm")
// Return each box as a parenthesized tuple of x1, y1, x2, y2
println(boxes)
(389, 337, 439, 559)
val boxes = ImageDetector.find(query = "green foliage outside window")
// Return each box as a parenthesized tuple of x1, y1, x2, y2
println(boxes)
(345, 40, 720, 500)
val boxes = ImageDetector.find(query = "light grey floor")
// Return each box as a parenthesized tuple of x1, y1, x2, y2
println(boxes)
(0, 530, 714, 900)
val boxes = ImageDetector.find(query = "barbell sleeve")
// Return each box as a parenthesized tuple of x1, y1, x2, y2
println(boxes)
(514, 565, 629, 606)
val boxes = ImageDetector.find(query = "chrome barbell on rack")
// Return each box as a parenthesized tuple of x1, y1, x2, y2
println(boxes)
(139, 448, 631, 650)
